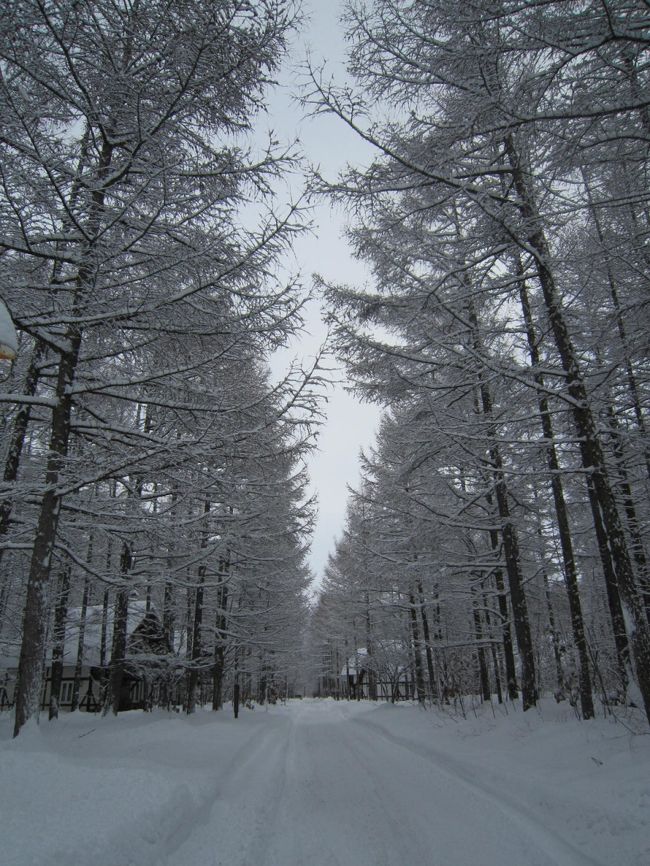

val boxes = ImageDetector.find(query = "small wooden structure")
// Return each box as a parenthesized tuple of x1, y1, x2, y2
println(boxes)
(0, 604, 177, 713)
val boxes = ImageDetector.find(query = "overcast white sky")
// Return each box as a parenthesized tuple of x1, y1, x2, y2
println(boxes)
(263, 1, 382, 584)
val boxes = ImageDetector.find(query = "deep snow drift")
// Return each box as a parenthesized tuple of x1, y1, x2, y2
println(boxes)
(1, 698, 648, 866)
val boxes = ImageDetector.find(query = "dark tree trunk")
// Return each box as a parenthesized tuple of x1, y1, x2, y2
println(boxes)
(480, 587, 504, 704)
(468, 301, 536, 710)
(491, 556, 518, 701)
(408, 590, 426, 704)
(0, 340, 46, 546)
(465, 296, 528, 707)
(582, 168, 650, 479)
(14, 334, 82, 737)
(543, 567, 564, 692)
(233, 647, 240, 719)
(518, 269, 594, 717)
(212, 648, 224, 711)
(100, 588, 110, 669)
(186, 580, 204, 714)
(604, 408, 650, 623)
(107, 543, 132, 716)
(212, 578, 229, 711)
(187, 499, 210, 714)
(71, 574, 90, 712)
(494, 473, 538, 710)
(417, 580, 438, 701)
(472, 585, 491, 702)
(506, 134, 650, 723)
(365, 591, 378, 701)
(163, 491, 178, 652)
(163, 580, 175, 652)
(586, 477, 630, 690)
(49, 564, 71, 721)
(13, 138, 113, 737)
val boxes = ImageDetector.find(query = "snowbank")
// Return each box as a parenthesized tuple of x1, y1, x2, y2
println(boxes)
(346, 698, 650, 866)
(0, 708, 269, 866)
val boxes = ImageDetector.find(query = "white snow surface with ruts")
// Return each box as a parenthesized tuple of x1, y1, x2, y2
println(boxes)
(1, 698, 648, 866)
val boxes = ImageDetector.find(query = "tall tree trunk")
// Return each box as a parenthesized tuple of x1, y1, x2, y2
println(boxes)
(107, 542, 132, 716)
(490, 544, 518, 701)
(0, 340, 47, 551)
(187, 499, 210, 714)
(162, 578, 175, 649)
(408, 590, 426, 704)
(482, 591, 503, 704)
(492, 466, 538, 710)
(13, 138, 114, 737)
(517, 265, 594, 718)
(163, 490, 178, 651)
(100, 588, 110, 669)
(48, 564, 71, 721)
(13, 334, 82, 736)
(417, 580, 438, 701)
(71, 574, 90, 712)
(233, 649, 240, 719)
(472, 584, 491, 702)
(542, 566, 564, 695)
(99, 532, 114, 671)
(0, 141, 88, 589)
(586, 477, 630, 691)
(468, 302, 537, 710)
(505, 135, 650, 723)
(364, 590, 377, 701)
(604, 407, 650, 623)
(581, 168, 649, 478)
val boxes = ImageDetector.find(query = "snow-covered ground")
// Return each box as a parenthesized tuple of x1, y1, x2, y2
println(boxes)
(1, 698, 648, 866)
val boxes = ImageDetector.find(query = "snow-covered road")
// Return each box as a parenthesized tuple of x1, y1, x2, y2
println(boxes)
(166, 700, 599, 866)
(2, 698, 648, 866)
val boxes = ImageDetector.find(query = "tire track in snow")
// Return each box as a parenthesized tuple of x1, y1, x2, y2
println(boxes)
(156, 714, 289, 865)
(153, 701, 607, 866)
(329, 718, 446, 866)
(351, 712, 605, 866)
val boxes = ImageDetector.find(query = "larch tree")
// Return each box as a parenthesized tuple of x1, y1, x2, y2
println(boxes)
(307, 0, 649, 720)
(0, 0, 321, 736)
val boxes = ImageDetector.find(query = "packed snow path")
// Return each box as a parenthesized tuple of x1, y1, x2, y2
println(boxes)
(2, 698, 647, 866)
(167, 700, 600, 866)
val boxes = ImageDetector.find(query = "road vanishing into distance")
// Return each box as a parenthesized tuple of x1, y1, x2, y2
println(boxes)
(165, 700, 600, 866)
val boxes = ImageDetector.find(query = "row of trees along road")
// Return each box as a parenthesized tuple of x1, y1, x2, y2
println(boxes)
(309, 0, 650, 724)
(0, 0, 321, 737)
